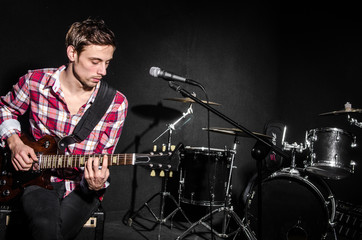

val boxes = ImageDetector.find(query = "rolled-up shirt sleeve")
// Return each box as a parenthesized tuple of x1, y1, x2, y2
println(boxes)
(0, 119, 22, 146)
(0, 74, 30, 146)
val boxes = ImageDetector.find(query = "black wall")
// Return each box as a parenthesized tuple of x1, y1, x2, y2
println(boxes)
(1, 1, 361, 219)
(278, 3, 362, 205)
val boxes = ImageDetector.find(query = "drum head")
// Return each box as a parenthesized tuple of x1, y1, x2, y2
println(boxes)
(245, 172, 333, 240)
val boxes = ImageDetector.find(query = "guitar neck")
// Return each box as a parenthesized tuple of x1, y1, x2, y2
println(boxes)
(38, 153, 136, 169)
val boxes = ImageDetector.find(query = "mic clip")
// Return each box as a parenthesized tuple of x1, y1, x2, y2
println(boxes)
(168, 81, 182, 92)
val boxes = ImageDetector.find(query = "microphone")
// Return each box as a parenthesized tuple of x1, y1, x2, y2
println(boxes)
(149, 67, 198, 85)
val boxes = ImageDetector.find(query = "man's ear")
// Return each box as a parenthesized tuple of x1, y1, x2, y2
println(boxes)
(66, 45, 77, 62)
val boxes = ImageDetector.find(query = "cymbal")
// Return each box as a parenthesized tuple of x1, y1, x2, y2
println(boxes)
(131, 104, 182, 121)
(164, 97, 221, 106)
(319, 108, 362, 116)
(202, 127, 272, 139)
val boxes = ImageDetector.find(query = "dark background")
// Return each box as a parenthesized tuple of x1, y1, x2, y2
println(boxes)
(1, 0, 362, 224)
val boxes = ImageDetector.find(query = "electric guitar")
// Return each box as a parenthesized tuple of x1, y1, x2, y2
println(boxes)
(0, 134, 182, 203)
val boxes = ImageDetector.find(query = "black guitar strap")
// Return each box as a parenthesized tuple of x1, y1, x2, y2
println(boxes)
(58, 81, 117, 151)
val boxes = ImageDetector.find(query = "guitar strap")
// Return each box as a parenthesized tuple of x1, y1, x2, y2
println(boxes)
(57, 81, 117, 152)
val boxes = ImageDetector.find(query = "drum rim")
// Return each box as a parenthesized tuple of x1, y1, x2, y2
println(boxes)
(184, 146, 232, 153)
(307, 162, 354, 171)
(245, 168, 336, 230)
(180, 197, 225, 206)
(306, 164, 354, 179)
(307, 127, 354, 137)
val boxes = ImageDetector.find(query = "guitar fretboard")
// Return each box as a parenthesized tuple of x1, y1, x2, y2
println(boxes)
(38, 154, 136, 169)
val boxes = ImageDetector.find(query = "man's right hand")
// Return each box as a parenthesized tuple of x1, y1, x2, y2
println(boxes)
(7, 134, 38, 171)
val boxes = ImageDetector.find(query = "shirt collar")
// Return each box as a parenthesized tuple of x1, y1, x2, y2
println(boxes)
(43, 65, 66, 92)
(43, 65, 101, 104)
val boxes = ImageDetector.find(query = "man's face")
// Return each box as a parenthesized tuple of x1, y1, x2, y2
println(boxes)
(71, 44, 115, 90)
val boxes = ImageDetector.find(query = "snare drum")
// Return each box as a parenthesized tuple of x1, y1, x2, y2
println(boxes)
(305, 127, 356, 179)
(179, 146, 232, 206)
(244, 169, 335, 240)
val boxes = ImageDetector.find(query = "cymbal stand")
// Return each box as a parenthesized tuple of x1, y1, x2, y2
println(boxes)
(128, 106, 193, 240)
(153, 104, 193, 147)
(176, 137, 257, 240)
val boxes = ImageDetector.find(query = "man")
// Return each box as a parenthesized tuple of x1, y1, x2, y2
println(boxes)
(0, 18, 128, 239)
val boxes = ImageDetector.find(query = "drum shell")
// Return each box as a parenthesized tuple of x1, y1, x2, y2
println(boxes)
(180, 147, 231, 206)
(306, 127, 356, 179)
(244, 169, 335, 240)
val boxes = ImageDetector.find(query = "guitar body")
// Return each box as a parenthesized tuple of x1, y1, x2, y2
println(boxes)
(0, 135, 57, 204)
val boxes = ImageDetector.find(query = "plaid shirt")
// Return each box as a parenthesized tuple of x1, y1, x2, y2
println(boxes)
(0, 65, 128, 198)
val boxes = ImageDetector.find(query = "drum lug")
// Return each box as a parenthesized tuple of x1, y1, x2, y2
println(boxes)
(311, 153, 316, 162)
(210, 193, 215, 202)
(328, 193, 333, 199)
(303, 160, 308, 168)
(248, 191, 255, 202)
(351, 136, 357, 148)
(311, 131, 317, 142)
(190, 192, 195, 202)
(350, 160, 356, 171)
(329, 220, 337, 228)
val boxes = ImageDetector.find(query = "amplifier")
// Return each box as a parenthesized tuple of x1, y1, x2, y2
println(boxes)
(334, 200, 362, 240)
(75, 209, 105, 240)
(0, 207, 11, 240)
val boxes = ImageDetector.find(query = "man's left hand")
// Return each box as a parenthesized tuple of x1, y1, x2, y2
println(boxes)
(84, 155, 110, 191)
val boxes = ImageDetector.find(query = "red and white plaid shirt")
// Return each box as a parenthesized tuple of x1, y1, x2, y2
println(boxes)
(0, 65, 128, 198)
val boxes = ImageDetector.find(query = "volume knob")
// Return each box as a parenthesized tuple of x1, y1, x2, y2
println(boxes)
(2, 189, 10, 196)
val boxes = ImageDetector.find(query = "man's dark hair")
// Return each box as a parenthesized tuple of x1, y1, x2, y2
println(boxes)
(65, 18, 116, 53)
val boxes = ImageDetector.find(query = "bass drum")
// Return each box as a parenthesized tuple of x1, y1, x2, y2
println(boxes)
(244, 169, 335, 240)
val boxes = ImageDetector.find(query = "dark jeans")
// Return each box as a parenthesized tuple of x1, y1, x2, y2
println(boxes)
(21, 182, 100, 240)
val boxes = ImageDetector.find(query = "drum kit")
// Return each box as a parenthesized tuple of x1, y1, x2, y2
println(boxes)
(244, 102, 362, 240)
(130, 97, 362, 240)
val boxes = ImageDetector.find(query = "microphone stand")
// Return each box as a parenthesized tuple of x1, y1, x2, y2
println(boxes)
(168, 81, 290, 240)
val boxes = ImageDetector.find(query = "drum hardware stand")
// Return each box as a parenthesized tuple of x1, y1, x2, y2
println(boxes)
(348, 114, 362, 128)
(176, 137, 257, 240)
(128, 106, 193, 240)
(346, 101, 362, 128)
(281, 126, 306, 174)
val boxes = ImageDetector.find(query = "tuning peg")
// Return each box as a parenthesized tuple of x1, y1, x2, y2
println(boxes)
(150, 170, 156, 177)
(169, 171, 173, 178)
(160, 170, 165, 177)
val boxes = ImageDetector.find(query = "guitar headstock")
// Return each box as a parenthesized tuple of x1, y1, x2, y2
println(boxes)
(135, 143, 183, 177)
